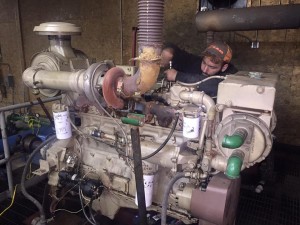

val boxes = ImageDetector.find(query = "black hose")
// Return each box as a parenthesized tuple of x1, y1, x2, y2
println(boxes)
(79, 184, 97, 225)
(89, 197, 99, 225)
(141, 113, 179, 160)
(21, 135, 57, 225)
(161, 172, 188, 225)
(115, 114, 179, 161)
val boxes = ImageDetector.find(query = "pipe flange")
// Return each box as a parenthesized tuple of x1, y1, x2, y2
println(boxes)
(83, 62, 110, 104)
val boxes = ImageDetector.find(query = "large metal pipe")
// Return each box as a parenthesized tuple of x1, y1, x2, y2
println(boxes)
(23, 68, 85, 93)
(196, 4, 300, 32)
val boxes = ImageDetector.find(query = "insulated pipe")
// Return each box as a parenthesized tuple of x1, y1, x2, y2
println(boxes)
(195, 4, 300, 32)
(102, 0, 164, 109)
(122, 46, 161, 95)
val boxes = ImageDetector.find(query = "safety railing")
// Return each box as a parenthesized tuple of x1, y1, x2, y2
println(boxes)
(0, 96, 61, 201)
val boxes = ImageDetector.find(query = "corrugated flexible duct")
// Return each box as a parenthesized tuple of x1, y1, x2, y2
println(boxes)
(196, 4, 300, 32)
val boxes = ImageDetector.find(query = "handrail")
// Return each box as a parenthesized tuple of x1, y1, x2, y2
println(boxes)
(0, 96, 61, 198)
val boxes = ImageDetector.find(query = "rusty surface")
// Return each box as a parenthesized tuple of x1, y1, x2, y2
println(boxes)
(102, 67, 125, 109)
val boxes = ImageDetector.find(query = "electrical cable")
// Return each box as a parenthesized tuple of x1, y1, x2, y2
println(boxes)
(50, 183, 79, 213)
(79, 183, 97, 225)
(21, 135, 56, 225)
(0, 185, 18, 216)
(79, 113, 179, 161)
(53, 207, 84, 214)
(177, 75, 226, 87)
(53, 201, 89, 214)
(89, 197, 99, 225)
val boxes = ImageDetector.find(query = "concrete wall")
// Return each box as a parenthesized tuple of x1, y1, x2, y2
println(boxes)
(0, 0, 299, 145)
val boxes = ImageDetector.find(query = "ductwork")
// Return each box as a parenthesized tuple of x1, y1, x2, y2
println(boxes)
(103, 0, 164, 109)
(196, 4, 300, 32)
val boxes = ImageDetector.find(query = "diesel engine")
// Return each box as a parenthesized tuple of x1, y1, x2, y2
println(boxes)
(21, 21, 277, 225)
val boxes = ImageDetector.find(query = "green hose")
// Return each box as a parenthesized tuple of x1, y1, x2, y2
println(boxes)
(222, 128, 248, 149)
(121, 117, 142, 126)
(121, 113, 145, 126)
(225, 151, 244, 179)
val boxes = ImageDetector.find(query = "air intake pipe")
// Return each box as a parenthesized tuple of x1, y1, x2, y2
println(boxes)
(196, 4, 300, 32)
(102, 0, 164, 109)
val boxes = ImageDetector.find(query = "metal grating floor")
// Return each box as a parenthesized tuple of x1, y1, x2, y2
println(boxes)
(236, 143, 300, 225)
(1, 142, 300, 225)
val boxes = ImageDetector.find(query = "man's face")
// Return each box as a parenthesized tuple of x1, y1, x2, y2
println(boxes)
(201, 56, 225, 76)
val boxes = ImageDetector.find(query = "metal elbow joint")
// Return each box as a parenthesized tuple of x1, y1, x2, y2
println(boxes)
(102, 45, 161, 109)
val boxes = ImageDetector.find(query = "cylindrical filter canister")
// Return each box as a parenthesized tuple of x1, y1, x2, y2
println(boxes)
(183, 107, 201, 139)
(53, 107, 72, 139)
(135, 174, 154, 208)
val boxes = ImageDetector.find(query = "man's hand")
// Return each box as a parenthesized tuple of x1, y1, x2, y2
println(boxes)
(164, 69, 178, 81)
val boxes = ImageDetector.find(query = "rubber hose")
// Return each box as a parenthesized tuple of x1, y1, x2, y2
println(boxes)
(161, 172, 187, 225)
(21, 135, 57, 225)
(141, 114, 179, 160)
(79, 184, 97, 225)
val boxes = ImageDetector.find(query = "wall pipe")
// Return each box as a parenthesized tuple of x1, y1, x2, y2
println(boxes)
(131, 27, 139, 66)
(15, 0, 29, 102)
(195, 4, 300, 32)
